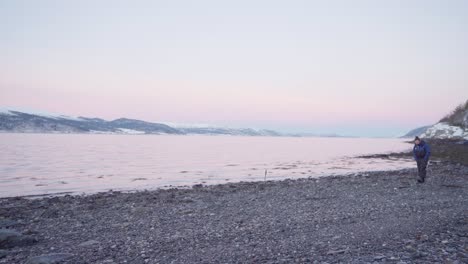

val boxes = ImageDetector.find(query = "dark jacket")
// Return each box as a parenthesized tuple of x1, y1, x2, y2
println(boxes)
(413, 140, 431, 161)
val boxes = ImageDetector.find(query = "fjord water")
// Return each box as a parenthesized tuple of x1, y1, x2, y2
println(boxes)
(0, 134, 414, 197)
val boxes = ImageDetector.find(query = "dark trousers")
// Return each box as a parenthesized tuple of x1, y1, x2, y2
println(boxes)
(416, 159, 428, 181)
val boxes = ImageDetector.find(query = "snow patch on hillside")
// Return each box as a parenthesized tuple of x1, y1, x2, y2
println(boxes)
(420, 122, 468, 140)
(117, 128, 146, 134)
(163, 122, 220, 129)
(88, 130, 115, 134)
(0, 107, 83, 121)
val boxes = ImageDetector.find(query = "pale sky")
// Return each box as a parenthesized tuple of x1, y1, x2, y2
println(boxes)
(1, 0, 467, 137)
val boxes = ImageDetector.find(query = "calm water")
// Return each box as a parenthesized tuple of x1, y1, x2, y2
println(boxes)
(0, 134, 414, 197)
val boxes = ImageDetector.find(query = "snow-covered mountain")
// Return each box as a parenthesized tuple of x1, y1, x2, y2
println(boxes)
(174, 126, 282, 137)
(0, 108, 182, 134)
(0, 107, 286, 136)
(420, 122, 468, 139)
(406, 100, 468, 140)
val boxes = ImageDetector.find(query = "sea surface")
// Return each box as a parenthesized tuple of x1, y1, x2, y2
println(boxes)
(0, 134, 415, 197)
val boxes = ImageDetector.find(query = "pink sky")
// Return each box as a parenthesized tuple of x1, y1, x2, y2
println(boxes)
(1, 1, 467, 136)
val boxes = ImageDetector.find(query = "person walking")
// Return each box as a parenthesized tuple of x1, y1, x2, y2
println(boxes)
(413, 136, 431, 183)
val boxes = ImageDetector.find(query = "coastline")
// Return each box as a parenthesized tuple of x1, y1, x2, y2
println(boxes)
(1, 141, 467, 263)
(359, 139, 468, 166)
(1, 167, 467, 263)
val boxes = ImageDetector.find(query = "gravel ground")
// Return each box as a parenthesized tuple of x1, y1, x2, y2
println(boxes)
(1, 160, 467, 263)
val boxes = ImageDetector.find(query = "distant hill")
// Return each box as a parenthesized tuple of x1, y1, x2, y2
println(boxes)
(175, 126, 282, 137)
(0, 107, 289, 136)
(0, 108, 179, 134)
(413, 100, 468, 140)
(400, 126, 431, 138)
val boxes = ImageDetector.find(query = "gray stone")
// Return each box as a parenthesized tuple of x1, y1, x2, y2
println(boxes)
(78, 240, 100, 247)
(0, 229, 20, 240)
(26, 253, 74, 264)
(410, 251, 424, 259)
(0, 219, 18, 228)
(326, 249, 347, 255)
(0, 249, 8, 259)
(0, 229, 37, 249)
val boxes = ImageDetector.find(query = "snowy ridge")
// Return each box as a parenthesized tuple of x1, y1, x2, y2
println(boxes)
(0, 107, 285, 136)
(174, 126, 282, 137)
(162, 121, 286, 136)
(0, 107, 83, 121)
(405, 100, 468, 140)
(117, 128, 146, 134)
(420, 122, 468, 140)
(0, 108, 178, 135)
(162, 122, 217, 129)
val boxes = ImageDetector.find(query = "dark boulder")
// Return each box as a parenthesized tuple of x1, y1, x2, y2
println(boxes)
(0, 218, 18, 228)
(0, 229, 37, 249)
(0, 249, 8, 259)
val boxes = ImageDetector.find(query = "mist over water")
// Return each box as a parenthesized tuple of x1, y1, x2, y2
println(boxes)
(0, 134, 414, 197)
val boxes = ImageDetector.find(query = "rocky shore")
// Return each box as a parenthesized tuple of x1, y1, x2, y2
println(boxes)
(1, 145, 467, 263)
